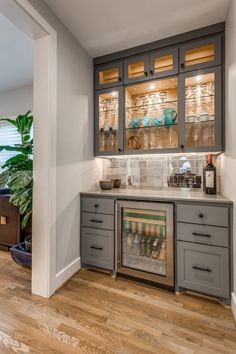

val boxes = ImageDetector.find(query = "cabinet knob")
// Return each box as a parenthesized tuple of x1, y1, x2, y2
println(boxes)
(144, 71, 148, 77)
(198, 213, 204, 218)
(118, 77, 122, 82)
(181, 63, 185, 68)
(118, 148, 122, 152)
(94, 204, 99, 208)
(180, 144, 184, 149)
(150, 70, 154, 76)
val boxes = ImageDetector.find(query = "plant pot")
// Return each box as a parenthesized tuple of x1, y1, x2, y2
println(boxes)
(10, 242, 32, 269)
(24, 235, 32, 253)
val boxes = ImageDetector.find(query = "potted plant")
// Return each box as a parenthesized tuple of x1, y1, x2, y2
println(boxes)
(0, 111, 33, 268)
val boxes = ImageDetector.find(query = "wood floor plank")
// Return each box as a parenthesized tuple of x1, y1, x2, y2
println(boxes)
(0, 251, 235, 354)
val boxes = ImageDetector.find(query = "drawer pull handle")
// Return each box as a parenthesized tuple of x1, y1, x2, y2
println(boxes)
(90, 246, 103, 251)
(192, 266, 211, 273)
(94, 204, 99, 208)
(90, 219, 103, 223)
(192, 232, 211, 238)
(198, 213, 204, 218)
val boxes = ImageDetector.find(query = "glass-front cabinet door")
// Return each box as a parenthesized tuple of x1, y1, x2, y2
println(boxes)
(124, 54, 149, 84)
(180, 66, 222, 152)
(149, 47, 178, 79)
(117, 200, 174, 286)
(180, 35, 221, 72)
(95, 87, 123, 156)
(125, 77, 179, 153)
(95, 62, 123, 90)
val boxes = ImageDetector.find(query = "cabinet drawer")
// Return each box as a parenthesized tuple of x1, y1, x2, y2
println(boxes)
(82, 227, 114, 270)
(177, 241, 229, 298)
(177, 223, 228, 247)
(82, 212, 114, 230)
(177, 204, 228, 227)
(82, 197, 114, 215)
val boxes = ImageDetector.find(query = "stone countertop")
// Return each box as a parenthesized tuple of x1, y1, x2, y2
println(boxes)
(80, 188, 232, 204)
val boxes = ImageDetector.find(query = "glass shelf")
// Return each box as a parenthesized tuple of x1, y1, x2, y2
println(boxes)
(185, 94, 214, 101)
(126, 124, 178, 130)
(99, 109, 119, 113)
(125, 100, 178, 110)
(122, 249, 166, 276)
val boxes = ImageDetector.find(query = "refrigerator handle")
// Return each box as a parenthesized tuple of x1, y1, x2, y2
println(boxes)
(115, 201, 121, 274)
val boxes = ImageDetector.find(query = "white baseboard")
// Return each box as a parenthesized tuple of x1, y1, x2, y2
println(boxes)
(54, 256, 81, 291)
(231, 292, 236, 322)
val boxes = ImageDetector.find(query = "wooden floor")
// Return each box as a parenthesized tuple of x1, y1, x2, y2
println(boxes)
(0, 252, 235, 353)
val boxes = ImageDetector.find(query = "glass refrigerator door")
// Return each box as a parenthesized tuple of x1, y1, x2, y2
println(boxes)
(121, 207, 167, 276)
(185, 72, 215, 148)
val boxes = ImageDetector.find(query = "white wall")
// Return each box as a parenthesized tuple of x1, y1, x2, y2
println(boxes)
(222, 0, 236, 314)
(0, 84, 33, 116)
(28, 0, 102, 292)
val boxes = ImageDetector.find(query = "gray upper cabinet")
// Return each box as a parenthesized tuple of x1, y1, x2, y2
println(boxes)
(179, 66, 222, 153)
(124, 48, 179, 84)
(95, 86, 124, 156)
(179, 35, 221, 73)
(124, 54, 149, 84)
(95, 61, 123, 90)
(149, 47, 178, 79)
(94, 28, 224, 156)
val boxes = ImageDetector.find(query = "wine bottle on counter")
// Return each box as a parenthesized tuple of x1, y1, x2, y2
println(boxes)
(203, 154, 217, 194)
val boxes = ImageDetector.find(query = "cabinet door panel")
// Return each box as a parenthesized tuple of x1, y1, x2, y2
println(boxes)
(124, 55, 149, 84)
(177, 241, 229, 298)
(150, 47, 178, 79)
(180, 35, 221, 72)
(125, 77, 180, 154)
(179, 66, 222, 153)
(95, 62, 123, 90)
(82, 227, 114, 270)
(95, 86, 124, 156)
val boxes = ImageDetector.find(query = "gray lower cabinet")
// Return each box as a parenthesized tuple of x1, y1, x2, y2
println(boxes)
(177, 242, 229, 298)
(176, 202, 231, 300)
(81, 196, 115, 271)
(177, 223, 228, 248)
(176, 203, 228, 227)
(82, 227, 114, 270)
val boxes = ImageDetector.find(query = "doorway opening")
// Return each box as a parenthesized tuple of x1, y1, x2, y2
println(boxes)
(0, 0, 57, 298)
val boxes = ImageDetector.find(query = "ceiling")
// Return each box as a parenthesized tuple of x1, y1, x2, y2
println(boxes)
(0, 13, 33, 93)
(44, 0, 230, 58)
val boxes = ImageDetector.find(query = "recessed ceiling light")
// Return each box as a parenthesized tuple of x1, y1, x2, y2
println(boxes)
(196, 75, 202, 82)
(150, 84, 155, 90)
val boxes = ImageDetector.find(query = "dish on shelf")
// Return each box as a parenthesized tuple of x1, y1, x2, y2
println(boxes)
(186, 112, 197, 123)
(163, 108, 177, 126)
(112, 178, 121, 188)
(127, 135, 142, 150)
(99, 180, 113, 190)
(199, 112, 209, 122)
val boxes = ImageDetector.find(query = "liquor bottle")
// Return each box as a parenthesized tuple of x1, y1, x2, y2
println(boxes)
(203, 154, 216, 194)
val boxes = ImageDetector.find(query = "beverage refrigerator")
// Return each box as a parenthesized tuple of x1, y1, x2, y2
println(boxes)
(116, 200, 174, 286)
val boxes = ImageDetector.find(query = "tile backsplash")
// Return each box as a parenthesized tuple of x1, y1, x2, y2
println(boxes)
(102, 154, 221, 191)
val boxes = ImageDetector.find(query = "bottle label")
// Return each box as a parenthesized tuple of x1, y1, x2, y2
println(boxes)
(206, 171, 214, 188)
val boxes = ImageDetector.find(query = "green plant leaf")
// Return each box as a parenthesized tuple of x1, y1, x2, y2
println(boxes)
(23, 134, 31, 143)
(8, 170, 33, 191)
(0, 145, 33, 155)
(0, 171, 9, 188)
(21, 211, 32, 229)
(0, 111, 33, 229)
(0, 117, 18, 128)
